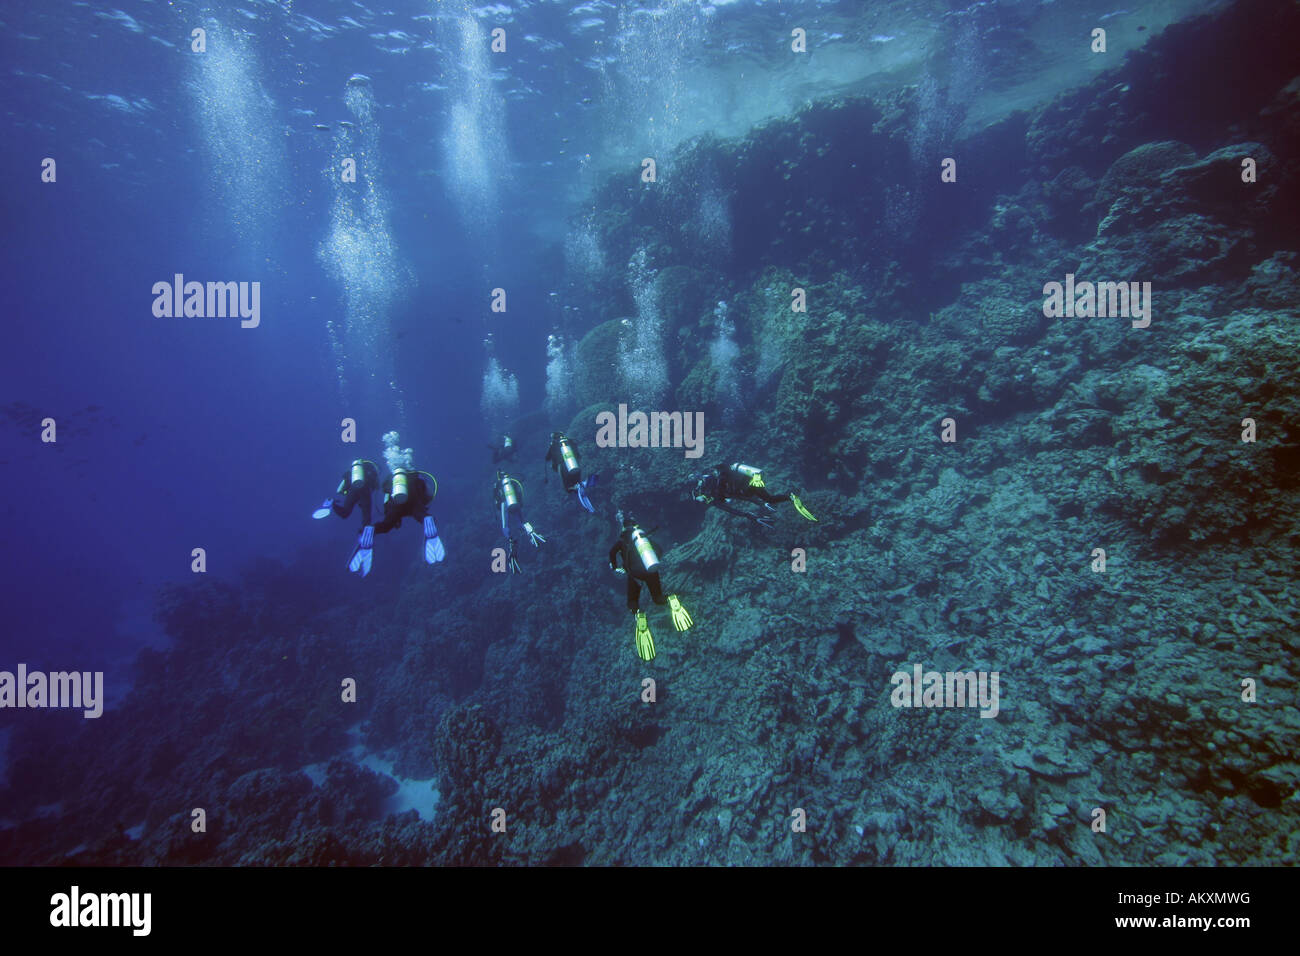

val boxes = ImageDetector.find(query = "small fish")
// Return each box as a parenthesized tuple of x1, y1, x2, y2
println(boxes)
(313, 123, 330, 131)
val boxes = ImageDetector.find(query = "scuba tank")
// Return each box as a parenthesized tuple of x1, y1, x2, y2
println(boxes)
(560, 438, 579, 474)
(732, 462, 765, 488)
(630, 527, 660, 572)
(350, 460, 368, 491)
(391, 469, 410, 505)
(503, 435, 513, 450)
(500, 473, 521, 508)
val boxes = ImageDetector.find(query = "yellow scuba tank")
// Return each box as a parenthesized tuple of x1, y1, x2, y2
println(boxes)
(630, 527, 660, 571)
(391, 469, 409, 505)
(560, 438, 579, 474)
(350, 460, 367, 490)
(733, 462, 765, 488)
(500, 474, 521, 508)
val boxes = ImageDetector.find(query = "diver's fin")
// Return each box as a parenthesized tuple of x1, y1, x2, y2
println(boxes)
(790, 493, 818, 522)
(348, 526, 374, 577)
(312, 499, 334, 519)
(574, 481, 594, 513)
(667, 594, 694, 632)
(348, 544, 373, 577)
(635, 611, 656, 661)
(423, 516, 446, 564)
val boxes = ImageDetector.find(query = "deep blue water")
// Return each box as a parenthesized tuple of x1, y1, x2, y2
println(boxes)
(3, 0, 1296, 868)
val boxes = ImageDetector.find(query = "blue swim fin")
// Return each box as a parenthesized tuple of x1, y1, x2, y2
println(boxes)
(574, 482, 593, 513)
(423, 516, 445, 564)
(574, 472, 598, 513)
(348, 525, 374, 577)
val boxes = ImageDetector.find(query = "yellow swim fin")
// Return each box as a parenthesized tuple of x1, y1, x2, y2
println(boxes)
(667, 594, 694, 632)
(634, 611, 656, 661)
(790, 493, 818, 522)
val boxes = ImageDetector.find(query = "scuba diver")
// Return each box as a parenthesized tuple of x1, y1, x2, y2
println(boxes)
(494, 470, 545, 574)
(544, 431, 598, 513)
(347, 467, 446, 577)
(313, 459, 382, 573)
(489, 434, 517, 464)
(313, 458, 380, 525)
(608, 511, 694, 662)
(691, 462, 818, 528)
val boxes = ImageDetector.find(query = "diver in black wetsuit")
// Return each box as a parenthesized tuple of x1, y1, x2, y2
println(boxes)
(489, 434, 517, 464)
(313, 459, 380, 527)
(690, 462, 818, 527)
(608, 511, 693, 661)
(544, 431, 598, 512)
(345, 468, 446, 576)
(494, 470, 545, 574)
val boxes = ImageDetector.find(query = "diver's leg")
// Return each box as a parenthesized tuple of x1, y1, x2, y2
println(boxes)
(332, 487, 359, 518)
(646, 573, 666, 605)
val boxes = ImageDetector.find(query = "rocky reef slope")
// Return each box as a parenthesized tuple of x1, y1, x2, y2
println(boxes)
(2, 0, 1297, 866)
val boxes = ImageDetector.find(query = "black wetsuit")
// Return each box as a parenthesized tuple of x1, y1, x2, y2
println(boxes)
(374, 474, 434, 535)
(494, 475, 528, 534)
(609, 528, 665, 611)
(331, 462, 379, 525)
(545, 436, 583, 492)
(491, 439, 516, 464)
(700, 464, 790, 521)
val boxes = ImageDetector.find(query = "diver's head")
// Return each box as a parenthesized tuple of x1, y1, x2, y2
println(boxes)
(618, 510, 636, 529)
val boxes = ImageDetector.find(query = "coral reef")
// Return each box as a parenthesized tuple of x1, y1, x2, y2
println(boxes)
(2, 0, 1298, 867)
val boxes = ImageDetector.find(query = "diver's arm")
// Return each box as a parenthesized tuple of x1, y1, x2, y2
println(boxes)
(713, 499, 763, 522)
